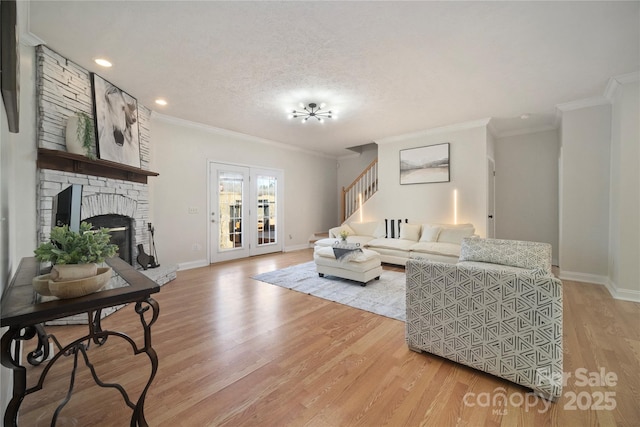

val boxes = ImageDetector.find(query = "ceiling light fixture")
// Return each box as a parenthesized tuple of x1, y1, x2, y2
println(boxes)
(155, 99, 168, 106)
(94, 58, 112, 67)
(288, 103, 333, 123)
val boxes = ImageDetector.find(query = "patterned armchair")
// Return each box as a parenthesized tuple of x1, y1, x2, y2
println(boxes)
(406, 238, 563, 401)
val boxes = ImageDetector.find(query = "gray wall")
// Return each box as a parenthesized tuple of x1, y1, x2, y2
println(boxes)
(494, 129, 559, 264)
(1, 40, 38, 422)
(559, 104, 612, 280)
(608, 80, 639, 297)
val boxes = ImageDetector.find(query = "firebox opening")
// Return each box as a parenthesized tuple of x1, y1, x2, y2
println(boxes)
(86, 214, 134, 265)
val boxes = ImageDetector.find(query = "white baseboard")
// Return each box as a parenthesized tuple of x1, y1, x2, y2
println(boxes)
(605, 280, 640, 303)
(558, 270, 608, 286)
(177, 259, 209, 271)
(284, 244, 312, 252)
(559, 270, 640, 303)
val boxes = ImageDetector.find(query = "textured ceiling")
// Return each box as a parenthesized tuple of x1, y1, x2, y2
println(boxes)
(28, 1, 639, 157)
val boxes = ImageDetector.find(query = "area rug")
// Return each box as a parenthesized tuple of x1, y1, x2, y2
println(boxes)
(252, 261, 406, 321)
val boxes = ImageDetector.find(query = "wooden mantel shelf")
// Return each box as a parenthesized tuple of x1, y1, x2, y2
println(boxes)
(37, 148, 159, 184)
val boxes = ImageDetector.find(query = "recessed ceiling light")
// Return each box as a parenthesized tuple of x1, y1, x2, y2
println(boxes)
(520, 114, 530, 120)
(155, 99, 168, 106)
(94, 58, 112, 67)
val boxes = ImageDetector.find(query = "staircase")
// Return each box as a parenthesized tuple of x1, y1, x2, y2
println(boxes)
(341, 158, 378, 222)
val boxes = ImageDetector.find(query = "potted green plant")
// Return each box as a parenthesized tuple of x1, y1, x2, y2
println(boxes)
(33, 222, 118, 298)
(35, 221, 117, 265)
(65, 111, 96, 159)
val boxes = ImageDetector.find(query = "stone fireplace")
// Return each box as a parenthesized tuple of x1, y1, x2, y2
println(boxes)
(34, 45, 176, 325)
(37, 170, 150, 264)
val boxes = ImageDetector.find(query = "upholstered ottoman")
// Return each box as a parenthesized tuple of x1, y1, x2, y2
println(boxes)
(313, 246, 382, 286)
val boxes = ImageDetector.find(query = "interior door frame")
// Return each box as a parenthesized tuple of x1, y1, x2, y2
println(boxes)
(487, 157, 496, 238)
(207, 160, 284, 264)
(249, 167, 284, 257)
(208, 162, 251, 263)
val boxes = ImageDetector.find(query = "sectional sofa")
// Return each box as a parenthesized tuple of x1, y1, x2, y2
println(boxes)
(315, 221, 476, 265)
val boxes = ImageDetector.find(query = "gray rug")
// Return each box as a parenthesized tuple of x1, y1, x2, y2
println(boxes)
(252, 261, 406, 321)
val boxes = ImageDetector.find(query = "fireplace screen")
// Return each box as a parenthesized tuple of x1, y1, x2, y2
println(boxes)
(85, 214, 134, 265)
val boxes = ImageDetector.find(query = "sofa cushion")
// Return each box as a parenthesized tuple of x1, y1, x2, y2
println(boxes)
(329, 224, 355, 239)
(348, 221, 381, 238)
(366, 238, 416, 251)
(315, 236, 374, 247)
(457, 260, 535, 274)
(399, 223, 421, 241)
(419, 224, 441, 242)
(459, 237, 552, 273)
(314, 245, 380, 263)
(437, 226, 475, 244)
(410, 241, 461, 257)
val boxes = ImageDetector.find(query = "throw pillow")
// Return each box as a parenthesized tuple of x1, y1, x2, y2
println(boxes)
(330, 224, 355, 239)
(384, 218, 407, 238)
(437, 227, 475, 244)
(373, 222, 387, 239)
(349, 221, 380, 237)
(419, 224, 442, 242)
(399, 223, 421, 241)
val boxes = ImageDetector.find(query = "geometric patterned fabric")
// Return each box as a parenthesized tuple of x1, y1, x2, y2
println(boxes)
(406, 258, 563, 400)
(459, 237, 553, 274)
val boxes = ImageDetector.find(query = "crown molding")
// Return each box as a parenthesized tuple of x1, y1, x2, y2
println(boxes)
(604, 71, 640, 101)
(486, 119, 499, 138)
(375, 118, 492, 145)
(17, 0, 46, 46)
(151, 112, 336, 159)
(20, 31, 45, 47)
(555, 96, 610, 112)
(494, 124, 558, 139)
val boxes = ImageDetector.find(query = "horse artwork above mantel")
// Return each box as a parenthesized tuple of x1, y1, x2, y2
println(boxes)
(91, 73, 141, 168)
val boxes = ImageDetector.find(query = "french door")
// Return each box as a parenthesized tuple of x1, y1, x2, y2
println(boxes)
(209, 162, 283, 263)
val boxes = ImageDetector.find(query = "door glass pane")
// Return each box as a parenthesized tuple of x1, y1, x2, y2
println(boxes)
(218, 171, 243, 250)
(257, 175, 277, 246)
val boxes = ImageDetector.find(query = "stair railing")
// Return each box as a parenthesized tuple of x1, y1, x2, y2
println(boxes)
(341, 158, 378, 222)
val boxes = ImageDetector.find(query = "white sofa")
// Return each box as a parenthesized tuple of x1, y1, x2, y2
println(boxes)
(406, 237, 563, 401)
(315, 221, 475, 266)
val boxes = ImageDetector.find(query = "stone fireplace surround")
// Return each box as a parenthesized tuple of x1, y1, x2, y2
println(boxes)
(35, 46, 176, 324)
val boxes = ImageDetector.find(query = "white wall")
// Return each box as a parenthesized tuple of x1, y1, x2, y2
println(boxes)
(494, 129, 560, 264)
(559, 104, 611, 281)
(0, 43, 38, 285)
(366, 122, 488, 235)
(1, 40, 38, 420)
(608, 79, 639, 299)
(149, 116, 337, 268)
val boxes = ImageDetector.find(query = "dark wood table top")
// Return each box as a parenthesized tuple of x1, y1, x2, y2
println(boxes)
(1, 257, 160, 328)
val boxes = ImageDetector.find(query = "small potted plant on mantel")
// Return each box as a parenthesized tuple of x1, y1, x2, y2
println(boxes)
(33, 222, 118, 299)
(65, 111, 96, 159)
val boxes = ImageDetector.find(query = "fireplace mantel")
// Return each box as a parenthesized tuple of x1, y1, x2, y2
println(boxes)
(37, 148, 159, 184)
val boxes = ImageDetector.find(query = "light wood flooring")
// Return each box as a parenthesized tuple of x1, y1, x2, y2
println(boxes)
(15, 249, 640, 426)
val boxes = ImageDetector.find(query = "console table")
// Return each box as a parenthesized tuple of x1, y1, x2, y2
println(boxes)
(1, 257, 161, 426)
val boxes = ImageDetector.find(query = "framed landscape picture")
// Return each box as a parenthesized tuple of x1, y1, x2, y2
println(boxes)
(400, 143, 450, 184)
(91, 73, 141, 168)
